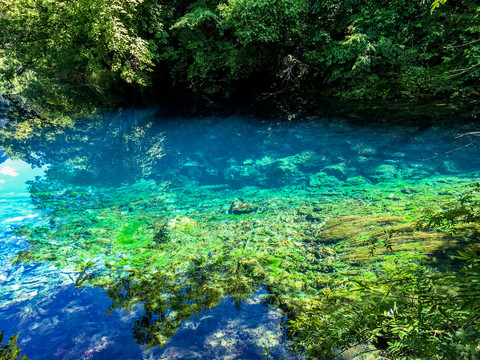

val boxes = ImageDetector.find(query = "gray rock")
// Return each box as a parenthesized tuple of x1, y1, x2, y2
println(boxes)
(229, 199, 257, 215)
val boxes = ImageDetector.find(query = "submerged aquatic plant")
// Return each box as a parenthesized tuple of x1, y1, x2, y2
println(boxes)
(12, 168, 480, 358)
(5, 112, 480, 358)
(288, 183, 480, 360)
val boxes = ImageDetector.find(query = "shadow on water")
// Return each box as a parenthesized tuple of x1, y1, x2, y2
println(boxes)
(1, 101, 480, 359)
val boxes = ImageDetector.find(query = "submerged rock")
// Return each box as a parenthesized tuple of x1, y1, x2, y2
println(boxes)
(322, 163, 348, 180)
(223, 163, 265, 187)
(372, 164, 398, 181)
(308, 172, 343, 188)
(277, 150, 325, 173)
(153, 221, 169, 243)
(437, 160, 458, 174)
(305, 212, 323, 222)
(346, 176, 372, 186)
(228, 199, 257, 215)
(223, 151, 325, 188)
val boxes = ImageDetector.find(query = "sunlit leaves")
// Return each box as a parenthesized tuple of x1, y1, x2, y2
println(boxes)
(431, 0, 447, 12)
(1, 0, 479, 105)
(0, 332, 28, 360)
(422, 182, 480, 230)
(297, 183, 480, 359)
(0, 0, 157, 91)
(218, 0, 308, 44)
(172, 7, 220, 30)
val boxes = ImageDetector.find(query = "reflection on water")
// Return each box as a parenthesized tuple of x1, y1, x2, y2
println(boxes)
(1, 283, 289, 360)
(1, 105, 480, 359)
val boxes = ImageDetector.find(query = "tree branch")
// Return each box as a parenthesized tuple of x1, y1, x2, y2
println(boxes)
(446, 63, 480, 78)
(423, 133, 480, 161)
(456, 131, 480, 138)
(444, 39, 480, 49)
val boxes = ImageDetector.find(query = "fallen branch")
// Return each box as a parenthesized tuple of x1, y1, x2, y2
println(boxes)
(446, 63, 480, 78)
(456, 131, 480, 138)
(444, 39, 480, 49)
(423, 132, 480, 161)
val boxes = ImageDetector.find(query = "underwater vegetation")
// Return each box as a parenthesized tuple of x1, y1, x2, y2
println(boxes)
(11, 168, 480, 359)
(2, 108, 480, 359)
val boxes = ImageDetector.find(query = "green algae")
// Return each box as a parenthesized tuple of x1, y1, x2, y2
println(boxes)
(10, 166, 480, 355)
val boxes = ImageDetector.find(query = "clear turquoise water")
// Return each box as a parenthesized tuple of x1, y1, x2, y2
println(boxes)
(1, 106, 479, 359)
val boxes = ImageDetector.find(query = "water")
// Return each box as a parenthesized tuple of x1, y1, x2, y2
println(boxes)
(0, 104, 479, 359)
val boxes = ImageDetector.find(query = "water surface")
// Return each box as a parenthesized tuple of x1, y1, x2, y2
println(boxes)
(1, 105, 479, 359)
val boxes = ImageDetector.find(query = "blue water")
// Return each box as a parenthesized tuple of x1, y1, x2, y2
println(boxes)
(0, 158, 291, 359)
(1, 105, 479, 359)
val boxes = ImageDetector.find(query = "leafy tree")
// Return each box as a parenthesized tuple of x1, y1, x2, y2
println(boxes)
(0, 332, 29, 360)
(1, 0, 480, 109)
(0, 0, 157, 105)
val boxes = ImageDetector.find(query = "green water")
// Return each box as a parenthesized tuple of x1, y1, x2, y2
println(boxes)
(1, 105, 480, 359)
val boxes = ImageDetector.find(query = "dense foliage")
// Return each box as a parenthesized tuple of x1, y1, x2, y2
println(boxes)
(0, 332, 28, 360)
(1, 0, 479, 110)
(290, 183, 480, 359)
